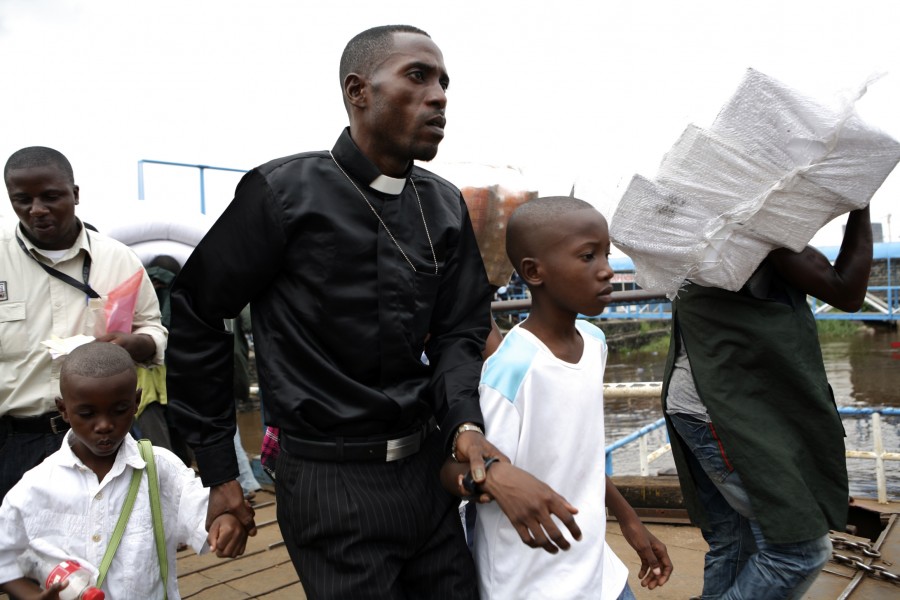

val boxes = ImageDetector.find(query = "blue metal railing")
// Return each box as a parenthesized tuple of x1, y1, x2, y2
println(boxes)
(137, 159, 247, 215)
(811, 285, 899, 322)
(605, 417, 666, 475)
(494, 284, 900, 322)
(601, 298, 672, 321)
(604, 407, 900, 503)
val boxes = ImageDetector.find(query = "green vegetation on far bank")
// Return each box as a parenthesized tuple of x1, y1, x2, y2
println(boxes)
(630, 331, 671, 355)
(496, 315, 879, 356)
(598, 317, 875, 356)
(592, 319, 670, 356)
(815, 319, 869, 336)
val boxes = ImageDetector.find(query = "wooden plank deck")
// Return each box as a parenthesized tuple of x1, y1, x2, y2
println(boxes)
(179, 488, 707, 600)
(4, 487, 899, 598)
(178, 489, 306, 600)
(179, 489, 709, 600)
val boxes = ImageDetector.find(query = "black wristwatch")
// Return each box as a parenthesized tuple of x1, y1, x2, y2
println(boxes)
(462, 457, 500, 496)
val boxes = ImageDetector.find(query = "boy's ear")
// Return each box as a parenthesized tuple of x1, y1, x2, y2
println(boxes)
(518, 257, 543, 287)
(54, 396, 69, 422)
(134, 388, 142, 413)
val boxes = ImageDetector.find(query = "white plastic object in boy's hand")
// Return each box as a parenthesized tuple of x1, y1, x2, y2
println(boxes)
(18, 549, 106, 600)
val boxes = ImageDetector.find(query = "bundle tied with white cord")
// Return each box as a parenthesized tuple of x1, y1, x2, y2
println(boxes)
(610, 68, 900, 298)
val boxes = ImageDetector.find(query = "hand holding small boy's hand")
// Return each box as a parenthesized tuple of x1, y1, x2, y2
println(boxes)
(619, 519, 673, 589)
(208, 512, 249, 558)
(479, 462, 582, 554)
(208, 479, 257, 537)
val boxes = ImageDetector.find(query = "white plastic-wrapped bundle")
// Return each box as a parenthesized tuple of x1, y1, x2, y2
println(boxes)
(610, 68, 900, 298)
(607, 175, 711, 295)
(712, 69, 899, 206)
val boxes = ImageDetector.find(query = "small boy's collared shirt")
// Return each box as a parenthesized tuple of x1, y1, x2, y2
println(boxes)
(0, 432, 208, 599)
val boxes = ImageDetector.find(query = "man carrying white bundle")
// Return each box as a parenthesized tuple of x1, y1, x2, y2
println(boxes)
(662, 205, 872, 599)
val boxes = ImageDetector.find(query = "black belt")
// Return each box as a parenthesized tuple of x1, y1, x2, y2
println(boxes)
(2, 412, 70, 434)
(280, 418, 437, 462)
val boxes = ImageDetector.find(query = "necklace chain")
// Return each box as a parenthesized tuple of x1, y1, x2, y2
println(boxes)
(330, 151, 438, 275)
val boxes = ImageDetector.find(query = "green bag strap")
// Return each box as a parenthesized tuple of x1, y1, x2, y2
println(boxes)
(138, 438, 169, 600)
(95, 463, 142, 588)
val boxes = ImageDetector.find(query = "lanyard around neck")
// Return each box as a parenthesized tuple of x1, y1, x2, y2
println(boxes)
(15, 229, 101, 300)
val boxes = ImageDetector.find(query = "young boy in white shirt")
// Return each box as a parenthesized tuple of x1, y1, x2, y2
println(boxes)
(0, 342, 246, 599)
(443, 197, 673, 599)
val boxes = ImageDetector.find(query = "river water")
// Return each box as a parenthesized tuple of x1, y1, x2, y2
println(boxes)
(238, 327, 900, 500)
(604, 327, 900, 500)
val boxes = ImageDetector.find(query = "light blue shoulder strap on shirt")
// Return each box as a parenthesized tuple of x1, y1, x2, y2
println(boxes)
(137, 438, 169, 600)
(575, 318, 606, 343)
(481, 328, 538, 403)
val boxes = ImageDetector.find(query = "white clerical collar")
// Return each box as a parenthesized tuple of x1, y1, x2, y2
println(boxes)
(369, 174, 406, 195)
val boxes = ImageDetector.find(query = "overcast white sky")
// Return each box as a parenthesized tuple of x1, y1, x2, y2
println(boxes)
(1, 0, 898, 248)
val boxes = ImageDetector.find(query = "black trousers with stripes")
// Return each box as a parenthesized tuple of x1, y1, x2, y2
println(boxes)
(275, 430, 478, 599)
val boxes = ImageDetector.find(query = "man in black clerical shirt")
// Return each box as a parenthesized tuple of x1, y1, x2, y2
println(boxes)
(166, 25, 580, 598)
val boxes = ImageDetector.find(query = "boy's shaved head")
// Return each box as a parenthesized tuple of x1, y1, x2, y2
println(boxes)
(56, 341, 140, 471)
(506, 196, 596, 268)
(61, 342, 135, 390)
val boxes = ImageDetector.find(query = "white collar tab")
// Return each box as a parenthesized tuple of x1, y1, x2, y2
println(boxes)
(369, 174, 407, 195)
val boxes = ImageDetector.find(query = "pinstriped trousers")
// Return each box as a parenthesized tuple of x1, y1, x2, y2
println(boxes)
(276, 430, 479, 599)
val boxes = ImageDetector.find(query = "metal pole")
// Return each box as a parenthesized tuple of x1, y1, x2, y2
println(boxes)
(888, 254, 894, 322)
(199, 166, 206, 215)
(639, 435, 649, 476)
(137, 160, 145, 200)
(873, 412, 887, 504)
(136, 159, 247, 212)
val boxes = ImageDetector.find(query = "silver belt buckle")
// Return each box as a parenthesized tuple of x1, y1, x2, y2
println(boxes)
(49, 414, 66, 434)
(385, 430, 422, 462)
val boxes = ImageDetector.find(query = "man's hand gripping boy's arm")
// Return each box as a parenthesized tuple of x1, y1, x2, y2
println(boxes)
(440, 453, 583, 555)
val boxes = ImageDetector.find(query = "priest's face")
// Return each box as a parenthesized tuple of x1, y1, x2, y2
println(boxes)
(360, 32, 449, 176)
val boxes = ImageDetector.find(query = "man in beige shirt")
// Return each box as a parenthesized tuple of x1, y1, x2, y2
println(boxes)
(0, 146, 167, 500)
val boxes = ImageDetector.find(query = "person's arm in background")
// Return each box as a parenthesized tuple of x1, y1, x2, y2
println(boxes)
(606, 476, 672, 589)
(483, 317, 503, 358)
(98, 265, 167, 363)
(167, 170, 284, 538)
(769, 206, 872, 311)
(99, 331, 157, 362)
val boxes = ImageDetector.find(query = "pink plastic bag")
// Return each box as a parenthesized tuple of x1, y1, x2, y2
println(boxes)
(104, 269, 143, 333)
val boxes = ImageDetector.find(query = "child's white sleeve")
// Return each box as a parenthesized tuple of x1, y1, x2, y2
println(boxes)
(0, 488, 30, 584)
(155, 447, 210, 554)
(479, 382, 522, 463)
